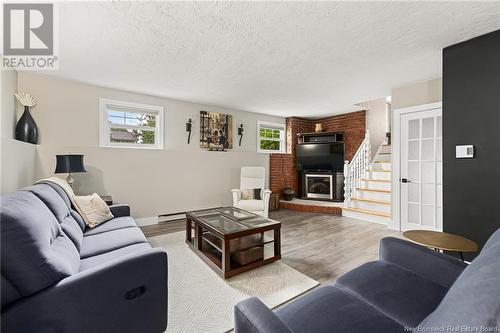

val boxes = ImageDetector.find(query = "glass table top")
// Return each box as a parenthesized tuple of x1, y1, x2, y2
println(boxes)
(187, 207, 280, 235)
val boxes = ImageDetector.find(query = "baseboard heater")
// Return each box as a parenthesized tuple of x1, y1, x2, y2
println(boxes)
(158, 211, 187, 223)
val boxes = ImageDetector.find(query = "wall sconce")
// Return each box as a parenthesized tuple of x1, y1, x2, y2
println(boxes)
(186, 118, 192, 144)
(238, 123, 244, 147)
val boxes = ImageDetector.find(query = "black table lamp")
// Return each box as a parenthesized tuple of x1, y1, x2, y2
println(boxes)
(54, 154, 86, 187)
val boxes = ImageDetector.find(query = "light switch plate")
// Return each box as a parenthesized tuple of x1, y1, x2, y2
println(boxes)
(456, 145, 474, 158)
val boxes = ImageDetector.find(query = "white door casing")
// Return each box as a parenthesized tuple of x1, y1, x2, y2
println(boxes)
(390, 102, 443, 231)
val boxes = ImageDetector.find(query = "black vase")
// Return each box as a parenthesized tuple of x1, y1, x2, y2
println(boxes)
(282, 187, 295, 201)
(15, 106, 38, 144)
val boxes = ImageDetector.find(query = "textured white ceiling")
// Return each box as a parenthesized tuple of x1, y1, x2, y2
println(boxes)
(49, 2, 500, 118)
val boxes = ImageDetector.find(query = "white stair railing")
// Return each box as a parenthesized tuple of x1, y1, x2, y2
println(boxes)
(344, 130, 371, 205)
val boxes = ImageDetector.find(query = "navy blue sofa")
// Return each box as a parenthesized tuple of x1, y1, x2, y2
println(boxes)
(1, 182, 168, 333)
(235, 229, 500, 333)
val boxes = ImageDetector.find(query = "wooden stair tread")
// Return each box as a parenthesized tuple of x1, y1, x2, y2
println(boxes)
(357, 187, 391, 193)
(378, 152, 391, 155)
(351, 197, 390, 205)
(343, 207, 391, 218)
(373, 160, 391, 163)
(369, 170, 391, 173)
(361, 179, 390, 183)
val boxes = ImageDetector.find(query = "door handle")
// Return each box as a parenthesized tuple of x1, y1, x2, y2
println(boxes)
(401, 178, 411, 183)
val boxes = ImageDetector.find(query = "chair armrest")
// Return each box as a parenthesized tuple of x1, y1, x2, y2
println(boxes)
(234, 297, 293, 333)
(109, 204, 130, 217)
(1, 248, 168, 333)
(231, 189, 241, 207)
(262, 190, 272, 218)
(380, 237, 467, 288)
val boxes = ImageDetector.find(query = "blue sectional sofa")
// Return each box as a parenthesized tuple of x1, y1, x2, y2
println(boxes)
(235, 229, 500, 333)
(1, 182, 168, 333)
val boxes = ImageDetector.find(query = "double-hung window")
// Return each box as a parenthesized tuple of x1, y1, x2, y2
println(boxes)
(257, 121, 286, 153)
(99, 98, 164, 149)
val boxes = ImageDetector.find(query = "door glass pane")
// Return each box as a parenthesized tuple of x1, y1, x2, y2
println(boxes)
(421, 184, 435, 205)
(436, 116, 442, 137)
(408, 204, 420, 225)
(408, 162, 420, 181)
(408, 183, 420, 203)
(422, 117, 434, 139)
(409, 119, 419, 139)
(422, 206, 435, 227)
(408, 141, 419, 160)
(436, 185, 443, 207)
(436, 162, 442, 184)
(436, 138, 442, 161)
(421, 139, 434, 161)
(422, 162, 435, 183)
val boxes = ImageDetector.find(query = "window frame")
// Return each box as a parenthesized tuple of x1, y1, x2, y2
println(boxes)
(99, 98, 165, 150)
(257, 121, 286, 153)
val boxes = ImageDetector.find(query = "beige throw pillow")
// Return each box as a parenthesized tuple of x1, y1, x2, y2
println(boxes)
(74, 193, 114, 228)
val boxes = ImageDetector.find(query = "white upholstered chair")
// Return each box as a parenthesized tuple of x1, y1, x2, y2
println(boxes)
(231, 167, 272, 218)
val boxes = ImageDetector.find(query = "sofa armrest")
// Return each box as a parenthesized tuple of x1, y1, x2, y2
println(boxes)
(380, 237, 467, 288)
(231, 189, 242, 207)
(1, 248, 168, 333)
(235, 297, 293, 333)
(109, 204, 130, 217)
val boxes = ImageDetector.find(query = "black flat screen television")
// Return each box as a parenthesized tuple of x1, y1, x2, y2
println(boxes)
(296, 142, 344, 171)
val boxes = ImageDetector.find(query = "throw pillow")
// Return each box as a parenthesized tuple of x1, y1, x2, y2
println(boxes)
(241, 189, 262, 200)
(74, 193, 114, 228)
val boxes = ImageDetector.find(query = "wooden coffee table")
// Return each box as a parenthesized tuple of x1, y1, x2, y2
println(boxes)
(185, 207, 281, 279)
(403, 230, 478, 261)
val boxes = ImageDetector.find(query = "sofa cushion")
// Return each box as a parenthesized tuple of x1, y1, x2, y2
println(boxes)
(481, 227, 500, 252)
(335, 261, 448, 328)
(237, 199, 264, 212)
(26, 183, 85, 250)
(79, 243, 152, 271)
(0, 191, 80, 296)
(418, 236, 500, 331)
(276, 285, 404, 333)
(80, 227, 148, 258)
(83, 216, 137, 236)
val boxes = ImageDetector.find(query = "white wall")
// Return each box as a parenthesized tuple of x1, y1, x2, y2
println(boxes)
(18, 73, 285, 218)
(1, 69, 37, 194)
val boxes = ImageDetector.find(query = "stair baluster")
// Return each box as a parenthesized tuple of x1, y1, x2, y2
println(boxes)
(343, 130, 370, 206)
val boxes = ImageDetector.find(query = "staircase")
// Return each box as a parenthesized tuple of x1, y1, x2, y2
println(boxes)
(343, 132, 391, 224)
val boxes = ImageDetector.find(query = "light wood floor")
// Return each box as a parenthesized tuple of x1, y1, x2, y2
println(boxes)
(141, 209, 401, 284)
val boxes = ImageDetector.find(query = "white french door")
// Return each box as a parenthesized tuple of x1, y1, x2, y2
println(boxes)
(400, 108, 442, 231)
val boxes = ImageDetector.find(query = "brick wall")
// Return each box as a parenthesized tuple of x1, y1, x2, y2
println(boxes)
(270, 111, 366, 197)
(315, 110, 366, 161)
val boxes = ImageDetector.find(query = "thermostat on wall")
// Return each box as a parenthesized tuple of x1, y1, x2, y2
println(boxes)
(456, 145, 474, 159)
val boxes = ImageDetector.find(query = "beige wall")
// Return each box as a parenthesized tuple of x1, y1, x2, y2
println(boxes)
(18, 73, 285, 218)
(361, 98, 389, 158)
(391, 78, 442, 110)
(1, 70, 37, 194)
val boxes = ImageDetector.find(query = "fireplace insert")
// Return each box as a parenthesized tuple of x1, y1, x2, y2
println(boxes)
(299, 171, 344, 202)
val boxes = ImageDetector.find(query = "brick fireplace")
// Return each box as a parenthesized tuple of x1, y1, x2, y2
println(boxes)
(270, 110, 366, 198)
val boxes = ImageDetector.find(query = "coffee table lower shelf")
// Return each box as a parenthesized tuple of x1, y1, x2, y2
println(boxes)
(185, 213, 281, 279)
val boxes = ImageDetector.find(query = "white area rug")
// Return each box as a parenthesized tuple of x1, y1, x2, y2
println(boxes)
(149, 231, 319, 333)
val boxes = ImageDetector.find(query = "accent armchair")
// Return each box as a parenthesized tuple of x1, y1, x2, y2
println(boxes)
(231, 167, 272, 217)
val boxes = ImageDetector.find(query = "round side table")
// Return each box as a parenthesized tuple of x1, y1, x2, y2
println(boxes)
(402, 230, 478, 261)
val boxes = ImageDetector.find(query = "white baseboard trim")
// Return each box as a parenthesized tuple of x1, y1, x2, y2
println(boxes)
(135, 216, 159, 226)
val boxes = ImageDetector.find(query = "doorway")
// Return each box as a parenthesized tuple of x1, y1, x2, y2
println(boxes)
(392, 102, 443, 232)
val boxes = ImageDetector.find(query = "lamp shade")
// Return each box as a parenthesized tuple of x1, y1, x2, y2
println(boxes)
(54, 155, 86, 174)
